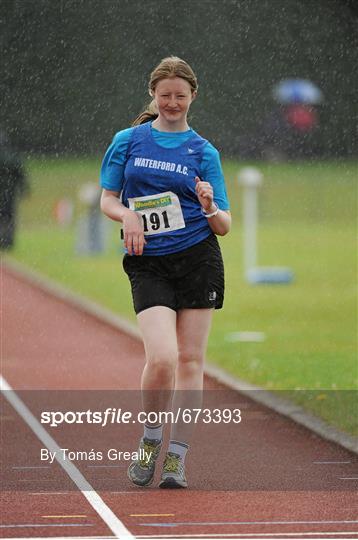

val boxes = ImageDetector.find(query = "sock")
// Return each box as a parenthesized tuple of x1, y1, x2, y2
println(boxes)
(144, 423, 163, 442)
(168, 440, 189, 463)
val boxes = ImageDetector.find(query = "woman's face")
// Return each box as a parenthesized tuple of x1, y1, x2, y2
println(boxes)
(153, 77, 196, 127)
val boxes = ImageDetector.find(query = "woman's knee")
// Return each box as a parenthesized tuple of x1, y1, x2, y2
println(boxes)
(146, 349, 177, 377)
(178, 349, 204, 375)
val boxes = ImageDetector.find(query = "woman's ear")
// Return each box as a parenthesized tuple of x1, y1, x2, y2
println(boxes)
(191, 90, 198, 102)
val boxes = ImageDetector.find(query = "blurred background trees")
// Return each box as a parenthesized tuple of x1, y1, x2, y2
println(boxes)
(1, 0, 357, 157)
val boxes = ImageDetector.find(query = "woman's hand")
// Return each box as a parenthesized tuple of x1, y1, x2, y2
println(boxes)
(100, 190, 146, 255)
(122, 209, 146, 256)
(194, 176, 216, 213)
(193, 177, 231, 236)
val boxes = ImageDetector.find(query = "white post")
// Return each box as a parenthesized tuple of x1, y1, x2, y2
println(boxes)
(238, 167, 263, 277)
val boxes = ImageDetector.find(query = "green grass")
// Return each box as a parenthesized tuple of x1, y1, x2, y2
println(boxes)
(7, 157, 358, 434)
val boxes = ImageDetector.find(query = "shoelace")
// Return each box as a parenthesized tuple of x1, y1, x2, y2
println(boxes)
(140, 441, 160, 467)
(163, 453, 180, 473)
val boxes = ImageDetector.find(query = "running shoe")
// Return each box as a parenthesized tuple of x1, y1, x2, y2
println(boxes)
(159, 451, 188, 488)
(127, 437, 162, 487)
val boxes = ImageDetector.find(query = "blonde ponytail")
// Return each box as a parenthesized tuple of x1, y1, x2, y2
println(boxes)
(132, 100, 158, 126)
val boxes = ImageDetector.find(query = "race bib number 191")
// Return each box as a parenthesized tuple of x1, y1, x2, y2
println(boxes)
(128, 191, 185, 236)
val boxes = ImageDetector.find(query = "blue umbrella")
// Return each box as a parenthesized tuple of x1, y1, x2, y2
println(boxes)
(273, 79, 323, 105)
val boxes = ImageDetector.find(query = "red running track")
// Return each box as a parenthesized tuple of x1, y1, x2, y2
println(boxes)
(1, 263, 357, 539)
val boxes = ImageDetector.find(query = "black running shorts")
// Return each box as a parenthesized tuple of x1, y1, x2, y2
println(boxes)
(122, 234, 225, 314)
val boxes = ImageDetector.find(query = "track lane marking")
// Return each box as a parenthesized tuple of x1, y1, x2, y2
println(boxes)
(0, 375, 134, 539)
(30, 492, 69, 495)
(42, 515, 88, 518)
(134, 534, 358, 538)
(130, 514, 175, 517)
(0, 524, 93, 529)
(0, 534, 357, 540)
(137, 519, 358, 528)
(313, 461, 351, 464)
(0, 537, 115, 540)
(88, 465, 122, 468)
(13, 465, 50, 469)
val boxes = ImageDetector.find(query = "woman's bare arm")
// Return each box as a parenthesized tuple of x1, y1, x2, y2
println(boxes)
(100, 189, 146, 255)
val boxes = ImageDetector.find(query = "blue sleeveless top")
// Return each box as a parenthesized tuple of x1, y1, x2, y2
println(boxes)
(101, 122, 229, 255)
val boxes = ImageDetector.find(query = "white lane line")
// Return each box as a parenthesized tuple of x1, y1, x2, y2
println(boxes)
(314, 461, 351, 464)
(17, 478, 63, 486)
(31, 491, 149, 495)
(30, 492, 70, 495)
(134, 534, 358, 538)
(340, 477, 358, 480)
(12, 465, 50, 469)
(0, 375, 134, 540)
(106, 492, 150, 495)
(35, 491, 150, 496)
(137, 520, 358, 527)
(0, 535, 357, 540)
(42, 515, 88, 518)
(87, 465, 122, 468)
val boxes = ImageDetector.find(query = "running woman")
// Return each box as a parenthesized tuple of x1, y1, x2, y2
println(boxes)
(100, 56, 231, 488)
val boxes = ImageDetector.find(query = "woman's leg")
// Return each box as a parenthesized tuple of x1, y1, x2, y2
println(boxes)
(159, 308, 213, 488)
(175, 308, 213, 391)
(170, 308, 213, 442)
(128, 306, 178, 486)
(137, 305, 178, 414)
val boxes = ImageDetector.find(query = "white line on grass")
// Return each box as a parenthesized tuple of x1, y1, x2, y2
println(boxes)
(0, 375, 134, 540)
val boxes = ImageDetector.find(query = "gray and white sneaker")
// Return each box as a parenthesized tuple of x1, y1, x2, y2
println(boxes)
(159, 452, 188, 488)
(127, 437, 162, 487)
